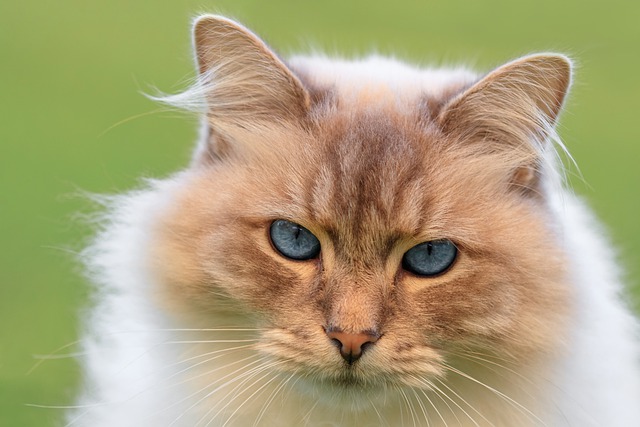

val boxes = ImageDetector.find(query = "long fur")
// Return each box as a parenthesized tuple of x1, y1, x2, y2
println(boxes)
(70, 16, 640, 427)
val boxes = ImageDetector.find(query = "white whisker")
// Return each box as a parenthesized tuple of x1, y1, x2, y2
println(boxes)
(416, 383, 448, 427)
(301, 396, 320, 426)
(453, 349, 531, 385)
(397, 386, 418, 427)
(443, 363, 546, 426)
(219, 368, 283, 427)
(29, 328, 260, 373)
(424, 381, 463, 426)
(253, 371, 297, 427)
(164, 339, 258, 344)
(166, 355, 265, 426)
(151, 345, 257, 392)
(455, 349, 574, 424)
(434, 378, 486, 427)
(195, 360, 283, 426)
(366, 394, 386, 425)
(28, 340, 83, 374)
(31, 352, 87, 360)
(25, 403, 103, 410)
(409, 387, 432, 427)
(165, 344, 256, 370)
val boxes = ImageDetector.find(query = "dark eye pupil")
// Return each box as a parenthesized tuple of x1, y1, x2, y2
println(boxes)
(270, 220, 321, 261)
(402, 240, 457, 276)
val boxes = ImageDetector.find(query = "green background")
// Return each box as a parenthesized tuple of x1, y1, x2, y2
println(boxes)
(2, 1, 639, 425)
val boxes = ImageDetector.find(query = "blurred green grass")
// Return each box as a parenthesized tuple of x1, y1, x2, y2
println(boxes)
(1, 0, 639, 425)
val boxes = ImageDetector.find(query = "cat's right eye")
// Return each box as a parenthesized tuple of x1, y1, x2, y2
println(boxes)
(269, 219, 321, 261)
(402, 240, 457, 277)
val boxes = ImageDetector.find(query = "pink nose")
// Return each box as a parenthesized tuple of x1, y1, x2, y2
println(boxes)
(326, 329, 380, 364)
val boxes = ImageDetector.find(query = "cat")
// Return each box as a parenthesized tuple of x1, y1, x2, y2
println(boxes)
(71, 15, 640, 427)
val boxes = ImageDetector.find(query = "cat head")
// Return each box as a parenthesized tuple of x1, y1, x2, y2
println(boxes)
(151, 15, 572, 397)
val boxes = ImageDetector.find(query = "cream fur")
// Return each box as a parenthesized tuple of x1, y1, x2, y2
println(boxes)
(70, 18, 640, 427)
(72, 173, 640, 426)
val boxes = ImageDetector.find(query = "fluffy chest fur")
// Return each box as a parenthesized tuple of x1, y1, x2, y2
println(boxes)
(72, 15, 640, 427)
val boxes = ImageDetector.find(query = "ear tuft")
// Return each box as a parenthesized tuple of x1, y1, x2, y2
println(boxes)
(437, 54, 572, 193)
(438, 54, 571, 143)
(438, 53, 571, 144)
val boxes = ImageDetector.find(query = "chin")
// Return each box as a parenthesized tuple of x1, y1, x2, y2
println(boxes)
(298, 375, 396, 412)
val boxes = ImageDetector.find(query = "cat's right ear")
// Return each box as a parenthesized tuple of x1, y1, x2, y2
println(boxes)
(192, 15, 310, 132)
(437, 54, 572, 192)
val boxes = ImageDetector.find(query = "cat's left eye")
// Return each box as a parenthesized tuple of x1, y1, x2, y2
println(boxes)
(402, 239, 457, 277)
(270, 219, 321, 261)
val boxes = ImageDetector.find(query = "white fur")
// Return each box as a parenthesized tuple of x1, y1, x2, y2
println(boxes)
(288, 54, 478, 100)
(547, 191, 640, 426)
(71, 57, 640, 426)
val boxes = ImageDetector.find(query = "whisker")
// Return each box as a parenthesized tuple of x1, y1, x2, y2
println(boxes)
(31, 352, 88, 360)
(454, 349, 575, 425)
(102, 338, 259, 381)
(166, 355, 266, 426)
(409, 387, 432, 427)
(434, 378, 486, 427)
(25, 403, 103, 410)
(195, 360, 282, 426)
(219, 367, 283, 427)
(397, 386, 418, 427)
(65, 407, 93, 427)
(454, 351, 521, 376)
(423, 381, 463, 426)
(367, 395, 386, 425)
(301, 398, 320, 426)
(443, 363, 546, 426)
(28, 328, 262, 373)
(28, 340, 83, 374)
(150, 328, 265, 332)
(408, 375, 455, 427)
(151, 344, 257, 391)
(416, 383, 448, 427)
(65, 353, 264, 427)
(451, 351, 540, 399)
(164, 339, 259, 344)
(252, 371, 297, 427)
(164, 343, 255, 370)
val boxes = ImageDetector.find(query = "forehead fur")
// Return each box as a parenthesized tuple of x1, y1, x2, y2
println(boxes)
(207, 78, 550, 268)
(288, 56, 478, 105)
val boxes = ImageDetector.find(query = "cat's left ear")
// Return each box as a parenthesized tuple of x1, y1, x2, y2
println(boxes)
(437, 54, 572, 189)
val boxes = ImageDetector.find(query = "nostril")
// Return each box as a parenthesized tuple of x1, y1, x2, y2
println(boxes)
(330, 337, 342, 350)
(360, 340, 375, 354)
(325, 328, 380, 364)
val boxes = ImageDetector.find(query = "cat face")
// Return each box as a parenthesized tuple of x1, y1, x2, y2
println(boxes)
(150, 15, 572, 402)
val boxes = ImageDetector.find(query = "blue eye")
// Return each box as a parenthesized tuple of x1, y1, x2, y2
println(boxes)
(402, 240, 457, 276)
(270, 220, 321, 261)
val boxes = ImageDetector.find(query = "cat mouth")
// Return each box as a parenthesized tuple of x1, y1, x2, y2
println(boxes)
(328, 373, 367, 388)
(315, 367, 390, 391)
(297, 371, 398, 411)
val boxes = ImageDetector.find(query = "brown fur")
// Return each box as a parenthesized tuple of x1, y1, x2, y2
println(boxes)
(149, 15, 573, 425)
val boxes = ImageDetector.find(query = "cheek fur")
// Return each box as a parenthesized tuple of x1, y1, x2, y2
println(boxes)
(208, 232, 320, 314)
(152, 169, 570, 362)
(151, 184, 321, 322)
(149, 122, 571, 390)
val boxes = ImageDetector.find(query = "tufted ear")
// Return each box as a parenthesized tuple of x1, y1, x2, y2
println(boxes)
(437, 54, 572, 191)
(193, 15, 310, 132)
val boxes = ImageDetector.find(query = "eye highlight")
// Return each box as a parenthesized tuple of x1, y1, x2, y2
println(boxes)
(402, 240, 457, 277)
(269, 220, 321, 261)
